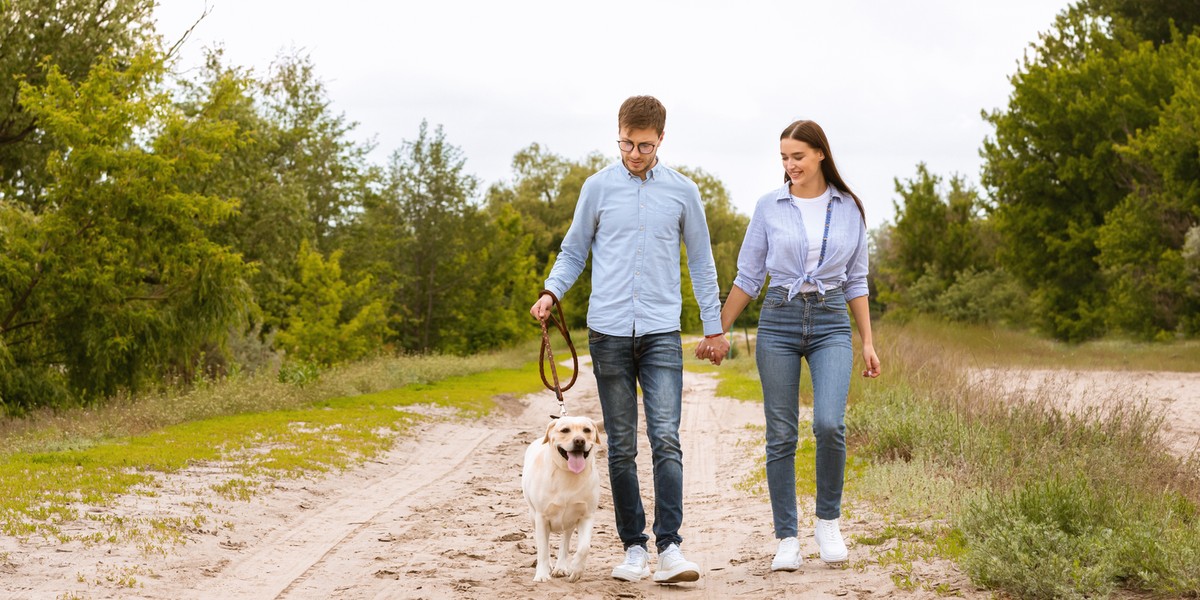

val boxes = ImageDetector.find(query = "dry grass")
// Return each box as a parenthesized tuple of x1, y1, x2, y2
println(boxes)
(0, 343, 541, 457)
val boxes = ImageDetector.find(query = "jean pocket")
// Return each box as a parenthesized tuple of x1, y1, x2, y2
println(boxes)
(762, 294, 785, 309)
(820, 294, 847, 313)
(588, 329, 607, 345)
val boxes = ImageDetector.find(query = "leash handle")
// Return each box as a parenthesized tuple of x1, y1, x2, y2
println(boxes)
(538, 291, 577, 416)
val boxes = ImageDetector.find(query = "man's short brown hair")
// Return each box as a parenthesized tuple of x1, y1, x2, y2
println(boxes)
(618, 96, 666, 136)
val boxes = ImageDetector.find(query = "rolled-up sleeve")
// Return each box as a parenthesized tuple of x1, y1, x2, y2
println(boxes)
(732, 200, 769, 297)
(842, 218, 869, 301)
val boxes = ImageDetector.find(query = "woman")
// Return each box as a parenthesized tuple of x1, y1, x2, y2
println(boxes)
(707, 119, 880, 571)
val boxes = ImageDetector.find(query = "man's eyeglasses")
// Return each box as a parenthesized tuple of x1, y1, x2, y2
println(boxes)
(617, 140, 657, 154)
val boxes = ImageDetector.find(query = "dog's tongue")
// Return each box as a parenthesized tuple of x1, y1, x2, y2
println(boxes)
(567, 451, 586, 474)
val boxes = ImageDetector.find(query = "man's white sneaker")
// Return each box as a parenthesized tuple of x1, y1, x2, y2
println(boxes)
(653, 543, 700, 583)
(815, 518, 848, 564)
(771, 536, 802, 571)
(611, 545, 650, 581)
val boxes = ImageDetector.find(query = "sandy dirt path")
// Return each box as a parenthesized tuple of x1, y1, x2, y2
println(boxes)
(3, 360, 979, 600)
(977, 368, 1200, 457)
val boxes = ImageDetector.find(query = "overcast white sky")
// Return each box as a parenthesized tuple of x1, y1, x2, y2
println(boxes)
(153, 1, 1074, 230)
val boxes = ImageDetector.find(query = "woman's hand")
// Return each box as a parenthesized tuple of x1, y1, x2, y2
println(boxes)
(861, 343, 880, 378)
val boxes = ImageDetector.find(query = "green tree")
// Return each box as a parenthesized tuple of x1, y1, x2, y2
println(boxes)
(876, 165, 997, 315)
(261, 53, 371, 253)
(981, 5, 1177, 340)
(0, 0, 156, 212)
(174, 51, 372, 340)
(274, 240, 390, 366)
(342, 121, 537, 353)
(0, 48, 250, 410)
(485, 144, 605, 329)
(1098, 35, 1200, 338)
(1087, 0, 1200, 45)
(673, 166, 751, 331)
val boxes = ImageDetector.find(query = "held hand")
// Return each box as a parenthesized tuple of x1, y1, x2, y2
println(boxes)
(861, 344, 881, 378)
(696, 334, 730, 366)
(530, 294, 554, 322)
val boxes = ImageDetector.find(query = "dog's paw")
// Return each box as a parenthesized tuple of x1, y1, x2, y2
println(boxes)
(551, 565, 568, 578)
(566, 568, 583, 583)
(533, 569, 551, 583)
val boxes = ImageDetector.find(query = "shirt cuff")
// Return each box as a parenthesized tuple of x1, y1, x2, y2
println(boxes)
(702, 320, 724, 337)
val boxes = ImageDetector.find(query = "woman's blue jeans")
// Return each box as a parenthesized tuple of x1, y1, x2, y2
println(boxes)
(755, 286, 853, 537)
(588, 329, 684, 553)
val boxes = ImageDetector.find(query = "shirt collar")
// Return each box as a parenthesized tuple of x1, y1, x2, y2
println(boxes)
(623, 157, 661, 181)
(775, 183, 843, 203)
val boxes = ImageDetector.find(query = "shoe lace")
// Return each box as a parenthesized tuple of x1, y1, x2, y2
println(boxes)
(775, 538, 799, 559)
(819, 519, 841, 540)
(624, 546, 647, 566)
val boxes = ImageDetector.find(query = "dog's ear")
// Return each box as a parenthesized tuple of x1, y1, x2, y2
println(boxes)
(543, 419, 557, 444)
(589, 419, 603, 445)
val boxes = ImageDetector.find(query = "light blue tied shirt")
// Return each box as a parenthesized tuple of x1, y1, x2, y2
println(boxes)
(733, 184, 870, 302)
(544, 160, 723, 337)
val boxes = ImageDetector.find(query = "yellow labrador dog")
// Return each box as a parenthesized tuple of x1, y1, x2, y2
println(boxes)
(521, 415, 602, 582)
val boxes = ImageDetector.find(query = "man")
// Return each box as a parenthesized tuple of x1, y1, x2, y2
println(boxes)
(530, 95, 730, 584)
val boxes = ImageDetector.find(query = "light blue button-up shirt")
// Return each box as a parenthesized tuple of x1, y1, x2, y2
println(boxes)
(733, 184, 870, 301)
(544, 160, 723, 337)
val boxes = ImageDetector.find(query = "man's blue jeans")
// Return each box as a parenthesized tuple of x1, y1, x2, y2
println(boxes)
(588, 329, 684, 553)
(755, 287, 853, 537)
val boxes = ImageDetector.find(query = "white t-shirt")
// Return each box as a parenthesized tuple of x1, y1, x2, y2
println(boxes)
(790, 186, 832, 293)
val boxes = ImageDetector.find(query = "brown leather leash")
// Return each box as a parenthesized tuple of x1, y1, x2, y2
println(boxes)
(538, 291, 578, 417)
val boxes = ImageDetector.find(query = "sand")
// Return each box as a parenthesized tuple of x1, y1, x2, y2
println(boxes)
(8, 359, 1198, 599)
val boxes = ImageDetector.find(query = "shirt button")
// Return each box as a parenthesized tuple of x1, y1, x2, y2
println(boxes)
(639, 226, 644, 231)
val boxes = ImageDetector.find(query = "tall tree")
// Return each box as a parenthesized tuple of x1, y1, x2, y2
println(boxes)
(1088, 0, 1200, 45)
(981, 5, 1177, 340)
(485, 144, 605, 329)
(0, 0, 155, 212)
(274, 240, 390, 365)
(261, 53, 370, 253)
(673, 166, 751, 331)
(0, 48, 250, 410)
(1098, 35, 1200, 338)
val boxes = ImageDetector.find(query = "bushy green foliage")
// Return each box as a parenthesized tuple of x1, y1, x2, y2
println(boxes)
(274, 241, 390, 366)
(929, 268, 1029, 325)
(959, 478, 1120, 599)
(1, 48, 251, 410)
(874, 165, 1020, 326)
(983, 4, 1200, 341)
(674, 166, 753, 332)
(849, 321, 1200, 597)
(960, 476, 1200, 598)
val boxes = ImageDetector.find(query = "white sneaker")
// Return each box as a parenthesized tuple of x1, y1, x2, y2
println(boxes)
(815, 518, 848, 564)
(611, 545, 650, 581)
(771, 536, 802, 571)
(653, 543, 700, 583)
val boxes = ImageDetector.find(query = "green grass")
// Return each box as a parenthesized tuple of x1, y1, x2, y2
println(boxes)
(702, 318, 1200, 597)
(0, 351, 545, 547)
(848, 317, 1200, 597)
(892, 315, 1200, 372)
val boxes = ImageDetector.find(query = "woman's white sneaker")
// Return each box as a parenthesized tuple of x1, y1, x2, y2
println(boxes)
(811, 518, 849, 564)
(771, 536, 802, 571)
(814, 518, 848, 564)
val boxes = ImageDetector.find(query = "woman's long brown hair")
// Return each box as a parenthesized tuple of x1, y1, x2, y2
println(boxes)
(781, 120, 865, 223)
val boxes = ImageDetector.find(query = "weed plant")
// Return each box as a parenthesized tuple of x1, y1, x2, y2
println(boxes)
(849, 320, 1200, 597)
(0, 339, 552, 546)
